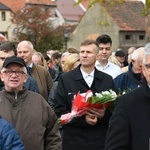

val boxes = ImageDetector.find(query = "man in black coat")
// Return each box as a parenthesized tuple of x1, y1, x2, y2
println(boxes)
(55, 39, 115, 150)
(105, 42, 150, 150)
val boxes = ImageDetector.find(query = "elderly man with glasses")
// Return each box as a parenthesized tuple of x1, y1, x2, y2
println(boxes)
(0, 56, 62, 150)
(105, 42, 150, 150)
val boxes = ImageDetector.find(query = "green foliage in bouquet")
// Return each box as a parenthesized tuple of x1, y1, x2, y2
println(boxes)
(87, 90, 117, 112)
(88, 90, 117, 104)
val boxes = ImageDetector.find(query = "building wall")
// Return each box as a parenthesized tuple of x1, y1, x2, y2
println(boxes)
(68, 2, 146, 52)
(0, 10, 16, 41)
(0, 6, 65, 42)
(119, 31, 146, 50)
(68, 3, 120, 51)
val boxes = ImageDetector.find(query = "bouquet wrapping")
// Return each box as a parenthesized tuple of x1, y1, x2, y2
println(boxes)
(58, 90, 117, 125)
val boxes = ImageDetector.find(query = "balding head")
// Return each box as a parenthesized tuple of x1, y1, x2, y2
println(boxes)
(128, 47, 136, 55)
(131, 47, 144, 62)
(17, 41, 35, 66)
(131, 47, 144, 74)
(17, 41, 34, 51)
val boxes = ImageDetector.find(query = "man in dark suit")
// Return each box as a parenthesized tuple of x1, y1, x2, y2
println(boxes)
(105, 42, 150, 150)
(55, 39, 115, 150)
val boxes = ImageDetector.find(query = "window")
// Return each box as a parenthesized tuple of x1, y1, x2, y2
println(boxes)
(139, 35, 144, 40)
(1, 12, 6, 21)
(125, 35, 131, 40)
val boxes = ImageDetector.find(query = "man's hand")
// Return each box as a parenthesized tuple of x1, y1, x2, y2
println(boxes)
(87, 105, 106, 119)
(85, 113, 98, 126)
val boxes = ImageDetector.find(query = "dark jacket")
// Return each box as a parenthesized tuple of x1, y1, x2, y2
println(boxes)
(49, 67, 56, 80)
(0, 88, 62, 150)
(0, 116, 25, 150)
(55, 65, 115, 150)
(114, 63, 142, 94)
(105, 78, 150, 150)
(48, 73, 62, 108)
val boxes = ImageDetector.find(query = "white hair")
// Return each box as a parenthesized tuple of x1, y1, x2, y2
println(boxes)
(61, 52, 71, 60)
(143, 43, 150, 64)
(131, 50, 138, 61)
(131, 47, 144, 63)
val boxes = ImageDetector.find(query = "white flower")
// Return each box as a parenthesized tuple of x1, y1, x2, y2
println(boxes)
(110, 90, 117, 98)
(122, 91, 126, 95)
(102, 91, 110, 95)
(91, 90, 117, 104)
(95, 93, 103, 98)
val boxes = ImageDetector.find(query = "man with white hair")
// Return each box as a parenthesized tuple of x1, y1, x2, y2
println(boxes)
(114, 47, 144, 94)
(105, 43, 150, 150)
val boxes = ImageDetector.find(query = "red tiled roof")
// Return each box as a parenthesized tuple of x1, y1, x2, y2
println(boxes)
(0, 0, 24, 12)
(103, 1, 145, 31)
(0, 0, 56, 12)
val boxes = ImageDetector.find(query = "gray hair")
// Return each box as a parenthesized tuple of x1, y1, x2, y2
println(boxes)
(131, 47, 144, 63)
(61, 52, 71, 60)
(131, 50, 138, 62)
(1, 66, 27, 74)
(143, 43, 150, 64)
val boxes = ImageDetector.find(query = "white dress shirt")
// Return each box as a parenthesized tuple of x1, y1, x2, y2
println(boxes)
(80, 68, 94, 87)
(95, 60, 122, 79)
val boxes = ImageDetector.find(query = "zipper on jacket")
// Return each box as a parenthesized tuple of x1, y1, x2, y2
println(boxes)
(15, 92, 18, 100)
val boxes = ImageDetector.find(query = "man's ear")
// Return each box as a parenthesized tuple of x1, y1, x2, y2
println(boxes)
(96, 53, 100, 60)
(1, 73, 4, 82)
(131, 59, 135, 64)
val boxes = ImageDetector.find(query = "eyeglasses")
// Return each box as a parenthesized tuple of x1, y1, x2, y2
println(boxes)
(2, 70, 26, 76)
(0, 57, 6, 61)
(144, 64, 150, 72)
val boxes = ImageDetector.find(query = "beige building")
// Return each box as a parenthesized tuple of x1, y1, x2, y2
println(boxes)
(0, 2, 17, 42)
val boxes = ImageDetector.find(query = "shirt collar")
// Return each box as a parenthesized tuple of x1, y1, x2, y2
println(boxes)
(28, 63, 33, 68)
(95, 60, 110, 69)
(80, 67, 95, 78)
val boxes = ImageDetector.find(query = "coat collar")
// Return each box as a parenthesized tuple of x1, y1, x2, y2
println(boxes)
(127, 62, 142, 85)
(73, 65, 105, 81)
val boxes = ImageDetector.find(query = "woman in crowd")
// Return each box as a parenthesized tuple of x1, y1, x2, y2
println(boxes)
(48, 53, 80, 109)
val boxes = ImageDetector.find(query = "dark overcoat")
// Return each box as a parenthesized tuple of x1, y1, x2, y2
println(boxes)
(55, 65, 115, 150)
(105, 78, 150, 150)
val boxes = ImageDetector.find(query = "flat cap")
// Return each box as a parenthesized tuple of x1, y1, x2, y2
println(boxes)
(115, 51, 125, 57)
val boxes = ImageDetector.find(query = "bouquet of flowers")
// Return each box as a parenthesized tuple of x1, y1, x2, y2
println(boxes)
(58, 89, 117, 125)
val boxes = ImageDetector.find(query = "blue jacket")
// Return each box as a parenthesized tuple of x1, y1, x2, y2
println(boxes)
(0, 116, 25, 150)
(114, 63, 142, 94)
(24, 76, 39, 93)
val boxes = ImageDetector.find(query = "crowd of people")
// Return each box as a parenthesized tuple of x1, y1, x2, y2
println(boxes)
(0, 34, 150, 150)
